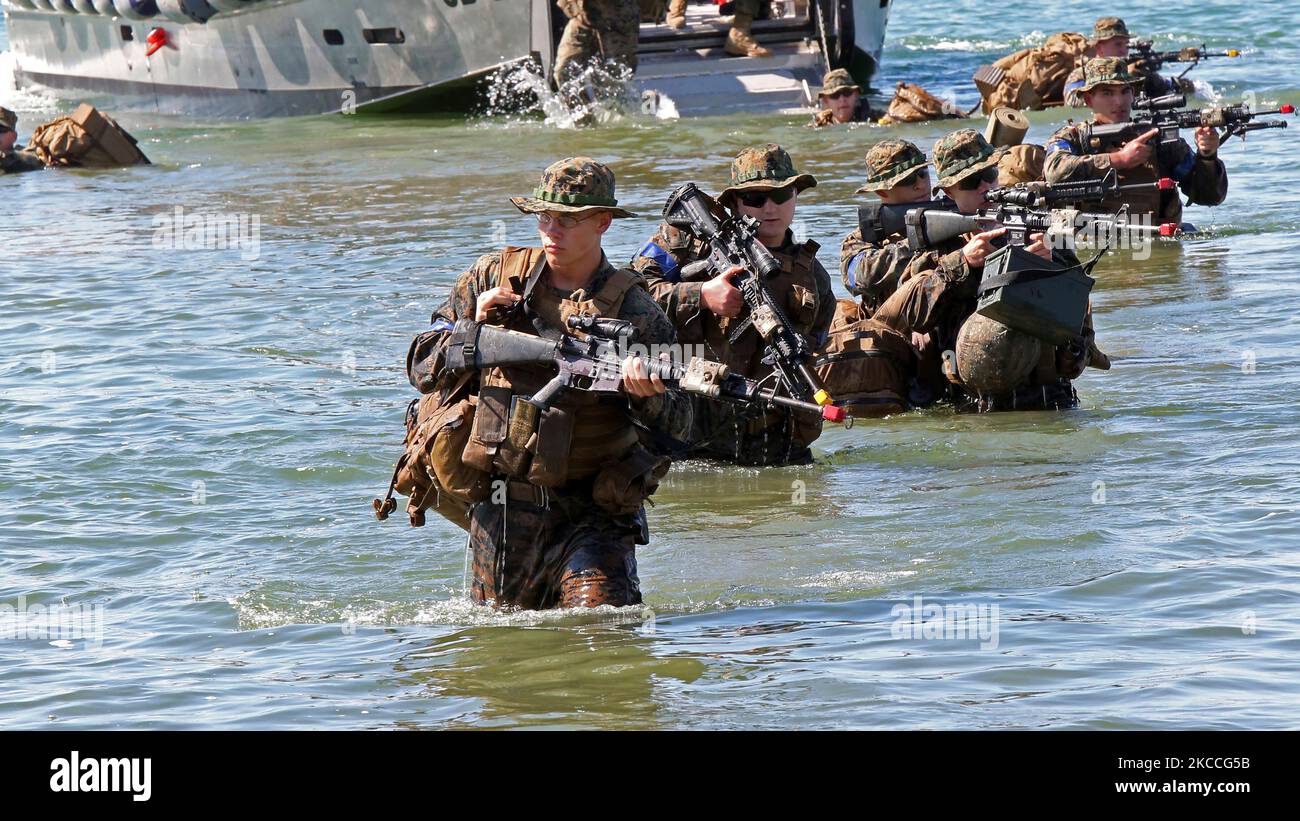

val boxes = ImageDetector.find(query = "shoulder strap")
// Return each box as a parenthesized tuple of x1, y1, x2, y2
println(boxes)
(586, 267, 644, 318)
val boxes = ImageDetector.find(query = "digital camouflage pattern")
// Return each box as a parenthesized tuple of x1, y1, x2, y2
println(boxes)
(1091, 16, 1130, 42)
(554, 0, 640, 86)
(932, 128, 1004, 188)
(840, 224, 971, 317)
(857, 138, 928, 192)
(510, 156, 636, 217)
(719, 143, 817, 203)
(818, 68, 862, 98)
(1077, 56, 1143, 92)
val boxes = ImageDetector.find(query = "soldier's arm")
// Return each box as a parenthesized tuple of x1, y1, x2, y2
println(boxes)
(631, 225, 709, 343)
(840, 228, 916, 306)
(405, 253, 499, 394)
(1044, 128, 1111, 184)
(1165, 138, 1228, 207)
(616, 286, 695, 445)
(810, 260, 837, 350)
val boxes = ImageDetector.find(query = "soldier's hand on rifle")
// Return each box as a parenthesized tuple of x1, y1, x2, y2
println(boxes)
(1194, 125, 1220, 158)
(475, 286, 522, 322)
(962, 227, 1007, 269)
(622, 352, 667, 398)
(1109, 128, 1159, 170)
(1024, 232, 1053, 261)
(701, 265, 745, 318)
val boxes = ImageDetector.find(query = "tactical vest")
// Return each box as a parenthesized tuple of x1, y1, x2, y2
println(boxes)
(463, 247, 643, 486)
(1073, 122, 1179, 221)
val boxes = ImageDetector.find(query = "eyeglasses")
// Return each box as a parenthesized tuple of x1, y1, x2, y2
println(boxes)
(957, 165, 1000, 191)
(737, 186, 796, 208)
(535, 211, 598, 230)
(824, 89, 857, 101)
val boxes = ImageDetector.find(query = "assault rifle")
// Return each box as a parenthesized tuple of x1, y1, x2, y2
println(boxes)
(1130, 41, 1241, 80)
(904, 202, 1179, 252)
(661, 182, 835, 412)
(444, 316, 848, 423)
(1080, 101, 1295, 150)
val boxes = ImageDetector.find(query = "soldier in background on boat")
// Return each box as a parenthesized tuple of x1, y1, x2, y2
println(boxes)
(553, 0, 641, 87)
(0, 106, 47, 176)
(632, 144, 835, 465)
(810, 69, 884, 128)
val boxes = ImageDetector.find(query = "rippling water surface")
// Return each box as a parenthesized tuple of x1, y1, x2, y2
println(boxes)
(2, 1, 1298, 729)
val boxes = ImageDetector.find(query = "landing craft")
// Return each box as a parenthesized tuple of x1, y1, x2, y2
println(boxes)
(0, 0, 891, 117)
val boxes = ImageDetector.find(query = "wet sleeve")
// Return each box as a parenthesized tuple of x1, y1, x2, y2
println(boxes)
(810, 260, 837, 350)
(1166, 138, 1228, 207)
(1044, 127, 1112, 183)
(631, 224, 709, 342)
(840, 228, 915, 306)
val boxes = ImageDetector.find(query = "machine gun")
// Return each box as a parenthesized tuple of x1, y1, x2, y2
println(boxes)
(1130, 40, 1241, 80)
(445, 316, 848, 423)
(660, 182, 835, 412)
(856, 198, 958, 244)
(1080, 101, 1295, 150)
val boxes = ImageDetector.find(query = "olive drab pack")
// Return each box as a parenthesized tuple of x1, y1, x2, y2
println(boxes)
(974, 32, 1091, 112)
(373, 372, 489, 531)
(881, 82, 965, 124)
(26, 104, 150, 168)
(813, 299, 916, 418)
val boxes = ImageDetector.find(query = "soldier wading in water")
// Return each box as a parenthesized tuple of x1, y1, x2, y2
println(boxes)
(407, 158, 692, 611)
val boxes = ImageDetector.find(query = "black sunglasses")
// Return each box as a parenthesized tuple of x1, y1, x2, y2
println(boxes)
(957, 165, 1000, 191)
(896, 168, 930, 189)
(738, 186, 796, 208)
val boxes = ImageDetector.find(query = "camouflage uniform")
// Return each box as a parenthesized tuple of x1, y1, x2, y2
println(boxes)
(0, 106, 43, 176)
(632, 145, 835, 465)
(554, 0, 640, 86)
(1063, 18, 1184, 108)
(871, 130, 1101, 411)
(839, 139, 935, 315)
(810, 69, 882, 128)
(407, 158, 692, 610)
(1046, 58, 1228, 225)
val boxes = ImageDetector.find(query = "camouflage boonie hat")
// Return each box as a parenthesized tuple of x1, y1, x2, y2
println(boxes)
(818, 68, 862, 98)
(932, 129, 1005, 189)
(0, 107, 16, 133)
(1091, 17, 1130, 42)
(1078, 57, 1143, 92)
(510, 156, 636, 218)
(855, 139, 927, 193)
(718, 143, 817, 205)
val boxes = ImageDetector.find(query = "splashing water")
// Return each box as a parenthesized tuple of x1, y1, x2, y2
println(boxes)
(479, 58, 640, 129)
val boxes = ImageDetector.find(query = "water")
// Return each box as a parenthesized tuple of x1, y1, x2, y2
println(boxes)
(3, 1, 1299, 730)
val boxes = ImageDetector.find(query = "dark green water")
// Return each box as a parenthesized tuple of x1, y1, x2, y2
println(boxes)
(2, 1, 1298, 729)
